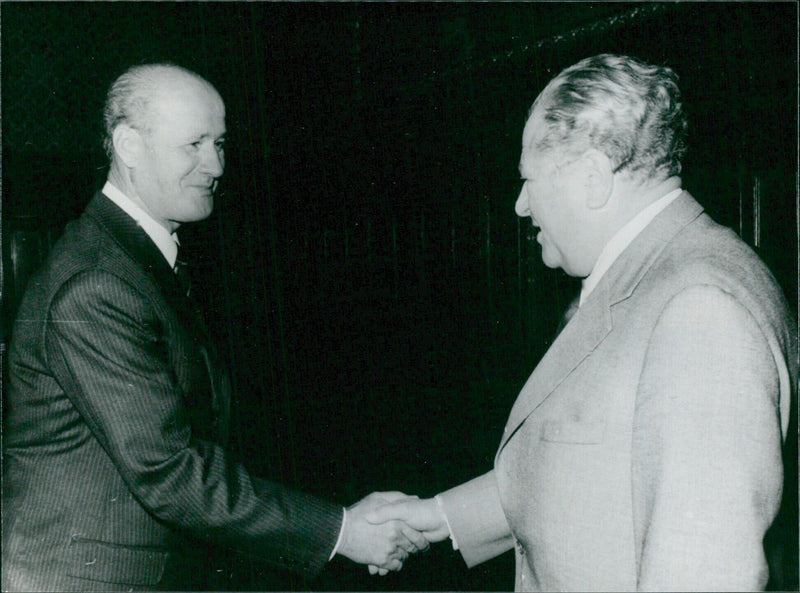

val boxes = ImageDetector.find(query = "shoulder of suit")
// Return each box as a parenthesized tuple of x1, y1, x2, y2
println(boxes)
(649, 235, 792, 343)
(34, 208, 154, 307)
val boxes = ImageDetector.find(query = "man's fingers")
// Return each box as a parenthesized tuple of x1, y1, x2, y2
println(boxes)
(386, 558, 404, 572)
(401, 523, 430, 552)
(388, 519, 428, 553)
(392, 528, 418, 554)
(368, 564, 390, 576)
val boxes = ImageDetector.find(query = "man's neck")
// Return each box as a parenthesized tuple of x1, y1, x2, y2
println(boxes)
(103, 179, 180, 268)
(599, 175, 680, 243)
(107, 163, 180, 234)
(619, 175, 682, 220)
(580, 180, 683, 306)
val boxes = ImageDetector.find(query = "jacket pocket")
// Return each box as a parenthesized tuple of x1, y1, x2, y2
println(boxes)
(541, 419, 605, 444)
(65, 535, 168, 586)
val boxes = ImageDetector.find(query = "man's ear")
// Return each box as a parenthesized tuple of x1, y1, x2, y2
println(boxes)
(112, 124, 144, 168)
(582, 149, 614, 209)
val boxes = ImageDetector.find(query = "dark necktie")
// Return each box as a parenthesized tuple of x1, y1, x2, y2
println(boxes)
(555, 294, 580, 336)
(174, 254, 191, 298)
(171, 249, 229, 444)
(174, 250, 208, 336)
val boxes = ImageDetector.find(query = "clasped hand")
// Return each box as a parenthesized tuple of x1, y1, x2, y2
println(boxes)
(337, 492, 450, 576)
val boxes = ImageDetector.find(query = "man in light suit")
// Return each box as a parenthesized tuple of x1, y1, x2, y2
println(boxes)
(2, 63, 427, 592)
(368, 54, 798, 591)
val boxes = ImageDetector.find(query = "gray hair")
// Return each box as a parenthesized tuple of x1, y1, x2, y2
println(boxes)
(102, 63, 209, 159)
(530, 54, 688, 181)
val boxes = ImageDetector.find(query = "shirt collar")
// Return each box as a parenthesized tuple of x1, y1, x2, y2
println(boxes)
(102, 180, 180, 268)
(580, 188, 683, 306)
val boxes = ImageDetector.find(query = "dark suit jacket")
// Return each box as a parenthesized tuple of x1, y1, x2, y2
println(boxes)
(2, 192, 343, 592)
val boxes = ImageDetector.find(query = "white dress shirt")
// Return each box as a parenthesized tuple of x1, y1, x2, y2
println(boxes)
(102, 181, 180, 268)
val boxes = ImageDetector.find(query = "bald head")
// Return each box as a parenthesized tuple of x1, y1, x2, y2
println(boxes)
(103, 63, 222, 160)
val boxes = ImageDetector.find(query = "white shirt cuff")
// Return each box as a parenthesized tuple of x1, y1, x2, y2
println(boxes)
(434, 494, 459, 550)
(329, 507, 347, 560)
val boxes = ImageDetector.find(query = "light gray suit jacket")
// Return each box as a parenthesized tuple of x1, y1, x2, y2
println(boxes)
(439, 192, 797, 591)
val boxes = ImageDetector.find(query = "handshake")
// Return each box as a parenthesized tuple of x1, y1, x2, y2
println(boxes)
(335, 492, 450, 575)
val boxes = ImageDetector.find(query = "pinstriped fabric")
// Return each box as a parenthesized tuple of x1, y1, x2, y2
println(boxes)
(3, 192, 343, 592)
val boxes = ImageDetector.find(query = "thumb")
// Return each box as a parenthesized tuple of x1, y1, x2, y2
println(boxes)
(375, 491, 419, 504)
(365, 500, 409, 525)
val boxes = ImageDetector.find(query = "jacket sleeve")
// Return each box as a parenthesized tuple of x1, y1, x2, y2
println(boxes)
(632, 285, 789, 591)
(437, 470, 514, 567)
(45, 270, 343, 577)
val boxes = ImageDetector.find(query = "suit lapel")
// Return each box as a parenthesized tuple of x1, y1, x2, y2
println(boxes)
(85, 192, 186, 306)
(498, 284, 612, 454)
(86, 192, 231, 445)
(497, 192, 705, 456)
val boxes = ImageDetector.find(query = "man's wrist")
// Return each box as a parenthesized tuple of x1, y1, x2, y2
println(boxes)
(434, 494, 458, 550)
(329, 507, 347, 560)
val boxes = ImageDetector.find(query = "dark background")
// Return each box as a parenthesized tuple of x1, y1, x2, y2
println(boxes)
(2, 2, 798, 591)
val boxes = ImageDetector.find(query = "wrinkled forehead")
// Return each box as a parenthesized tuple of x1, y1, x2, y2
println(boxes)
(156, 76, 224, 112)
(148, 78, 226, 135)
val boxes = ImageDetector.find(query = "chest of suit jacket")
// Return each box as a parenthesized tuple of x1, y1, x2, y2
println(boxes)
(495, 289, 656, 591)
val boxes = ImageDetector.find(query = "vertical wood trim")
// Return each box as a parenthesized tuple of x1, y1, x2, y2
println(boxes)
(485, 203, 491, 283)
(796, 168, 800, 325)
(753, 176, 761, 249)
(738, 173, 744, 238)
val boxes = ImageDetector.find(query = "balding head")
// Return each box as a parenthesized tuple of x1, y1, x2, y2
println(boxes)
(103, 63, 221, 160)
(103, 63, 226, 232)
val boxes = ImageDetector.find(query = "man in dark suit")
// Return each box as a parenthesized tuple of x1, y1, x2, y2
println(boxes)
(2, 63, 426, 592)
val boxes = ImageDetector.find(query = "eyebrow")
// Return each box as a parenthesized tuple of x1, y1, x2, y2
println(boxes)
(185, 132, 227, 143)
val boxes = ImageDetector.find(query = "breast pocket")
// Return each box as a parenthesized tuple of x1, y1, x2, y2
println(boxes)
(541, 419, 606, 444)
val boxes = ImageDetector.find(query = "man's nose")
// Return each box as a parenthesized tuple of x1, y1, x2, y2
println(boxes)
(515, 187, 530, 217)
(201, 144, 225, 178)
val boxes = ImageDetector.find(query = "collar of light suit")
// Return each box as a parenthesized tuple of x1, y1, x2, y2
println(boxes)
(580, 187, 682, 306)
(498, 189, 699, 456)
